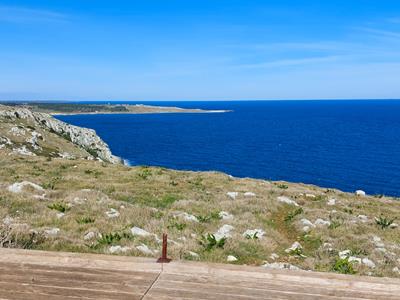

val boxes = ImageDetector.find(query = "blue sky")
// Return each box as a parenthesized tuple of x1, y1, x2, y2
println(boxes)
(0, 0, 400, 100)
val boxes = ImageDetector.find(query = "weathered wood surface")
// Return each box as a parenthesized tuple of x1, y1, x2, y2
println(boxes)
(0, 248, 399, 299)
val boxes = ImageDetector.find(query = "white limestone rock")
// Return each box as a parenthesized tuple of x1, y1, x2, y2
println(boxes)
(339, 250, 352, 259)
(226, 192, 238, 200)
(136, 244, 155, 255)
(300, 219, 315, 228)
(362, 258, 376, 268)
(188, 251, 200, 258)
(8, 181, 45, 195)
(314, 218, 331, 227)
(227, 255, 238, 262)
(355, 190, 366, 197)
(277, 196, 299, 206)
(12, 146, 35, 156)
(84, 231, 96, 240)
(219, 211, 234, 220)
(131, 227, 152, 237)
(176, 212, 199, 222)
(105, 208, 120, 218)
(244, 192, 256, 197)
(44, 228, 60, 237)
(214, 224, 234, 241)
(269, 253, 280, 260)
(327, 198, 336, 206)
(285, 242, 303, 254)
(357, 215, 368, 223)
(109, 245, 131, 254)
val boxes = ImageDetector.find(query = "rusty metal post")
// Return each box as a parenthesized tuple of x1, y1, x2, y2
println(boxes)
(157, 233, 171, 263)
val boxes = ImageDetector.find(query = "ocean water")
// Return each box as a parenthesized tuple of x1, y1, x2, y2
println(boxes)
(56, 100, 400, 197)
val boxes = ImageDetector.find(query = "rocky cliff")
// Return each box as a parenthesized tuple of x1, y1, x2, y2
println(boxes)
(0, 105, 121, 164)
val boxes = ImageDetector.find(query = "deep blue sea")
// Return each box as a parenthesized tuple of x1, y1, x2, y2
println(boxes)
(56, 100, 400, 197)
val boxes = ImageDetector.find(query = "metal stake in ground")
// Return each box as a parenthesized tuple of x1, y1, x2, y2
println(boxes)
(157, 233, 171, 263)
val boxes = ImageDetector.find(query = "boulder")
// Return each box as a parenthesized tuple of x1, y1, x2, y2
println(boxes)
(355, 190, 366, 197)
(109, 245, 131, 254)
(136, 244, 155, 255)
(227, 255, 238, 262)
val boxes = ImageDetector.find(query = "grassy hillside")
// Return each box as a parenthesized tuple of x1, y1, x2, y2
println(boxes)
(1, 105, 400, 278)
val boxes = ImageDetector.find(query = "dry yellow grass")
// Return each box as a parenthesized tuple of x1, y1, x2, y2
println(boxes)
(1, 105, 400, 278)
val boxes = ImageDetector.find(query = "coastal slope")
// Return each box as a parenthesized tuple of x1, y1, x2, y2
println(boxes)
(1, 105, 400, 279)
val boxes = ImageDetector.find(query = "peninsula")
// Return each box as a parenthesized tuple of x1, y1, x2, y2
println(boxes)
(3, 102, 230, 115)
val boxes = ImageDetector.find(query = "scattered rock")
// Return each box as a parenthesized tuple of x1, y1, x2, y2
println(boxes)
(357, 215, 368, 223)
(130, 227, 152, 237)
(277, 196, 299, 206)
(226, 192, 238, 200)
(12, 146, 36, 156)
(305, 194, 316, 198)
(176, 212, 199, 222)
(214, 224, 234, 241)
(362, 258, 376, 268)
(372, 236, 385, 248)
(355, 190, 366, 197)
(188, 251, 200, 258)
(327, 198, 336, 206)
(269, 253, 279, 260)
(109, 245, 131, 254)
(244, 192, 256, 197)
(3, 216, 14, 226)
(262, 262, 300, 271)
(84, 231, 96, 240)
(105, 208, 120, 218)
(285, 242, 303, 254)
(300, 219, 315, 228)
(219, 211, 234, 220)
(9, 126, 26, 136)
(243, 229, 265, 239)
(136, 244, 155, 255)
(339, 250, 352, 259)
(390, 223, 399, 229)
(56, 212, 65, 219)
(44, 228, 60, 237)
(227, 255, 238, 262)
(314, 218, 331, 227)
(348, 256, 362, 263)
(8, 181, 45, 196)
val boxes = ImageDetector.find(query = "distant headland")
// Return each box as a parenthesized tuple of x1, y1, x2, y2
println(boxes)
(2, 102, 231, 115)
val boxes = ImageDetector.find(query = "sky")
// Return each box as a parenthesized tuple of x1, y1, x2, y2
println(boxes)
(0, 0, 400, 101)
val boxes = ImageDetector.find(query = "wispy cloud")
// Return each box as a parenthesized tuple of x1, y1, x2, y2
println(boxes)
(357, 28, 400, 39)
(235, 56, 342, 69)
(0, 5, 67, 23)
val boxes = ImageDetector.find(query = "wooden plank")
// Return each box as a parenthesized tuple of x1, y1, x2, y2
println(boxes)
(156, 273, 400, 299)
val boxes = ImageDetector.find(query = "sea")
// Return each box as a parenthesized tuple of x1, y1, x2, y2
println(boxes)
(55, 100, 400, 197)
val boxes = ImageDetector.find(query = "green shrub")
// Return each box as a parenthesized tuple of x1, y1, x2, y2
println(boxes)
(375, 216, 395, 229)
(47, 202, 69, 213)
(200, 234, 226, 251)
(277, 184, 288, 189)
(197, 212, 221, 223)
(333, 258, 355, 274)
(284, 208, 303, 223)
(76, 216, 95, 224)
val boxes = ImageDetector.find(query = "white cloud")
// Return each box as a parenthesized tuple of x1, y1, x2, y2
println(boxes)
(235, 56, 342, 69)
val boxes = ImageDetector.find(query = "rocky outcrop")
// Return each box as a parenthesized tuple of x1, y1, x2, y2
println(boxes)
(0, 105, 120, 164)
